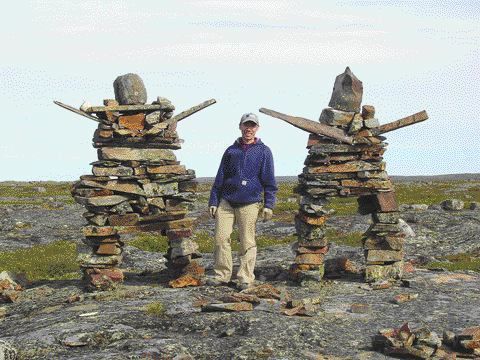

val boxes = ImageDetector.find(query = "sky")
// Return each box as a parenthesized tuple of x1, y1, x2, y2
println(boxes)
(1, 0, 479, 180)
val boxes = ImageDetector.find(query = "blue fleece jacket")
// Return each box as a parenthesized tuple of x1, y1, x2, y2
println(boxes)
(208, 138, 277, 209)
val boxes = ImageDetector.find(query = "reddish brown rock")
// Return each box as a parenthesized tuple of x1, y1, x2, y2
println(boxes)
(84, 268, 124, 290)
(297, 213, 326, 226)
(166, 228, 193, 241)
(375, 191, 398, 212)
(295, 253, 325, 265)
(95, 243, 122, 255)
(118, 113, 145, 130)
(168, 274, 202, 288)
(82, 226, 117, 237)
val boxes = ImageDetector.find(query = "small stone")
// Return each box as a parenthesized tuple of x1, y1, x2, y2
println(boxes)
(414, 328, 442, 347)
(152, 96, 175, 111)
(469, 201, 480, 210)
(458, 326, 480, 340)
(221, 328, 235, 337)
(370, 280, 393, 290)
(118, 113, 146, 131)
(365, 262, 403, 283)
(201, 302, 253, 312)
(363, 118, 380, 128)
(145, 111, 162, 125)
(103, 99, 119, 106)
(398, 218, 416, 238)
(347, 114, 363, 134)
(0, 340, 17, 359)
(392, 293, 418, 304)
(0, 306, 6, 318)
(32, 186, 46, 193)
(373, 211, 400, 224)
(113, 73, 147, 105)
(328, 67, 363, 112)
(361, 105, 375, 119)
(350, 303, 370, 313)
(62, 333, 89, 347)
(80, 101, 92, 112)
(318, 108, 355, 126)
(100, 147, 176, 162)
(168, 274, 201, 288)
(441, 199, 464, 211)
(83, 268, 124, 291)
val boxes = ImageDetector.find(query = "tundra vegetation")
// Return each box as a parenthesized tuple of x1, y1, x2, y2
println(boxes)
(0, 179, 479, 281)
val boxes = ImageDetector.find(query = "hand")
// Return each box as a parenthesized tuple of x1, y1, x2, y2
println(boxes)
(262, 208, 273, 221)
(209, 206, 217, 218)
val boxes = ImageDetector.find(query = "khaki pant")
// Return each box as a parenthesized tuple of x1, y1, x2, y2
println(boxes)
(213, 199, 260, 284)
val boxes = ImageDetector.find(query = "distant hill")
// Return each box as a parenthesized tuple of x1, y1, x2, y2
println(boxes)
(197, 173, 480, 183)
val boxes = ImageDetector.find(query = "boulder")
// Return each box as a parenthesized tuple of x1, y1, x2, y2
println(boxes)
(470, 201, 480, 210)
(440, 199, 464, 211)
(0, 340, 17, 360)
(328, 67, 363, 112)
(113, 73, 147, 105)
(398, 218, 415, 238)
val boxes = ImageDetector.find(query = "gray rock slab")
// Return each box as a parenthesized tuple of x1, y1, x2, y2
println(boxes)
(328, 67, 363, 112)
(113, 73, 147, 105)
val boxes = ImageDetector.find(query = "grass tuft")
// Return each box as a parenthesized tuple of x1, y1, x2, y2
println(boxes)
(0, 240, 80, 281)
(145, 301, 165, 316)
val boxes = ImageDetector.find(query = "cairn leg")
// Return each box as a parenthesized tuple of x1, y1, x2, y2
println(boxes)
(360, 191, 405, 282)
(78, 230, 124, 291)
(290, 196, 331, 282)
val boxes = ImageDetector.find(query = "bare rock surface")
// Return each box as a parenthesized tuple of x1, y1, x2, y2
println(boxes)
(0, 263, 479, 359)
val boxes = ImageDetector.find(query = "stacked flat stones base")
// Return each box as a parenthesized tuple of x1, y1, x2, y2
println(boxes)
(72, 74, 200, 290)
(292, 67, 404, 282)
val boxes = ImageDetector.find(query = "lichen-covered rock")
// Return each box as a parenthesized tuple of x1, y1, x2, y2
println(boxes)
(441, 199, 464, 211)
(328, 67, 363, 112)
(0, 340, 17, 360)
(113, 73, 147, 105)
(470, 201, 480, 210)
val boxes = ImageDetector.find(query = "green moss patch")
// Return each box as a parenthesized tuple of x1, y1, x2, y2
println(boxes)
(128, 233, 168, 253)
(425, 252, 480, 272)
(0, 240, 80, 281)
(325, 229, 363, 247)
(145, 301, 166, 316)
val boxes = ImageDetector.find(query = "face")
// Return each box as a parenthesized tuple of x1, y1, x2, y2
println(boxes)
(239, 121, 259, 143)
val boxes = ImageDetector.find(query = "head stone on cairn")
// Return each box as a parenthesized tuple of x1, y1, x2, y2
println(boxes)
(113, 73, 148, 105)
(328, 67, 363, 113)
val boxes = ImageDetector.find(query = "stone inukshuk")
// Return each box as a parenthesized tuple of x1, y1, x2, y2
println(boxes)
(260, 67, 428, 283)
(60, 73, 215, 290)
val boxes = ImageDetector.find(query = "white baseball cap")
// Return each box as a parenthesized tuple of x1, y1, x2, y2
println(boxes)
(239, 113, 259, 125)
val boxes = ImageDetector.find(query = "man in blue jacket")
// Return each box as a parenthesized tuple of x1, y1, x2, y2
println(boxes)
(208, 113, 277, 290)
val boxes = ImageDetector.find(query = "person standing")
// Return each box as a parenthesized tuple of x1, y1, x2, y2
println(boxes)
(207, 113, 277, 290)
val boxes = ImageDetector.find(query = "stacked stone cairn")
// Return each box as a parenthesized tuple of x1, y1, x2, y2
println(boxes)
(291, 67, 404, 282)
(71, 73, 201, 290)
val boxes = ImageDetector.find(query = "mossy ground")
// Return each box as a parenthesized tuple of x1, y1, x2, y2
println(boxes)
(0, 240, 80, 281)
(0, 180, 479, 277)
(425, 252, 480, 272)
(0, 181, 75, 207)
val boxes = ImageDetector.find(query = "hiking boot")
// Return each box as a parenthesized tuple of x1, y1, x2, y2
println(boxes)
(236, 282, 254, 291)
(205, 277, 228, 287)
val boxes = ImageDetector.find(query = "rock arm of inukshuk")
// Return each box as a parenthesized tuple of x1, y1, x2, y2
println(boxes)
(260, 67, 428, 283)
(57, 73, 215, 291)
